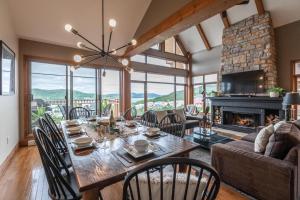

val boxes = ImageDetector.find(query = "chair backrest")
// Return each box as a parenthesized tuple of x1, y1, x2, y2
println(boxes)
(123, 107, 137, 120)
(123, 157, 220, 200)
(102, 103, 112, 116)
(44, 113, 62, 136)
(38, 117, 67, 152)
(58, 105, 67, 119)
(33, 127, 81, 200)
(140, 110, 157, 127)
(158, 113, 184, 137)
(185, 105, 199, 115)
(69, 107, 90, 120)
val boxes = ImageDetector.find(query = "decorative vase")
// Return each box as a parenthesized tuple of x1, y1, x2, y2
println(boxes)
(269, 91, 279, 98)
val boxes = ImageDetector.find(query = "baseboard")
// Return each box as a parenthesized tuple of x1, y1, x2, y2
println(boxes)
(0, 144, 19, 178)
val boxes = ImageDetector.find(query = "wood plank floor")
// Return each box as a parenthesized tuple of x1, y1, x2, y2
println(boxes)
(0, 147, 250, 200)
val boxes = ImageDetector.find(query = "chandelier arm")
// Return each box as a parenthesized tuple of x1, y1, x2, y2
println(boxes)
(82, 53, 102, 59)
(107, 30, 113, 53)
(81, 44, 99, 53)
(78, 55, 102, 66)
(109, 42, 131, 53)
(75, 31, 105, 53)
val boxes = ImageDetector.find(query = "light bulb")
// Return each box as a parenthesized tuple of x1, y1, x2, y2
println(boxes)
(111, 49, 117, 55)
(131, 39, 137, 46)
(73, 55, 82, 63)
(121, 58, 129, 66)
(128, 68, 134, 74)
(108, 19, 117, 28)
(77, 42, 83, 48)
(64, 24, 73, 32)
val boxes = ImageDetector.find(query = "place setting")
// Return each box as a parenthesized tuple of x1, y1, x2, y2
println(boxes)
(112, 138, 169, 167)
(143, 127, 168, 139)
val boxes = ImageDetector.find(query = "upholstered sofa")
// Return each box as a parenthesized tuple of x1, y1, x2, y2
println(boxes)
(211, 123, 300, 200)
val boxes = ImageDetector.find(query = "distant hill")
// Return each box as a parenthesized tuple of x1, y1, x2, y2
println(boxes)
(32, 89, 160, 100)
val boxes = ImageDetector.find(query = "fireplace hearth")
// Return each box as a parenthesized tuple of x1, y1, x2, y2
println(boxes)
(209, 96, 284, 133)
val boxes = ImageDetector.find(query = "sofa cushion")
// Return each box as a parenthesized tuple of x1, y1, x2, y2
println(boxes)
(241, 132, 258, 143)
(156, 111, 168, 123)
(226, 140, 256, 153)
(254, 124, 274, 153)
(265, 122, 300, 159)
(184, 120, 199, 129)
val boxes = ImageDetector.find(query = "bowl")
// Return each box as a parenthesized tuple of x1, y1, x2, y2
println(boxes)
(72, 136, 93, 147)
(148, 127, 160, 135)
(134, 139, 149, 153)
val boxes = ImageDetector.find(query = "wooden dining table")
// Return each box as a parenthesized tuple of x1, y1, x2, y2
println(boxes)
(61, 120, 200, 198)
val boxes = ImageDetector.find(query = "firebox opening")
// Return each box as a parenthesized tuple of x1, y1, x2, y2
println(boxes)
(223, 111, 260, 128)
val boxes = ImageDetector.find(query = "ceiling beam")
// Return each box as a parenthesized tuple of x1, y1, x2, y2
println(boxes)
(174, 35, 189, 57)
(142, 48, 188, 63)
(255, 0, 265, 15)
(124, 0, 245, 57)
(195, 24, 211, 50)
(220, 11, 230, 28)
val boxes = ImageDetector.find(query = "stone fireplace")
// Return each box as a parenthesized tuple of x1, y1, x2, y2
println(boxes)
(220, 12, 277, 90)
(209, 96, 284, 133)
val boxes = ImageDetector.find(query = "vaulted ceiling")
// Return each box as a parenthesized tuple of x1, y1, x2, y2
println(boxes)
(179, 0, 300, 54)
(7, 0, 151, 54)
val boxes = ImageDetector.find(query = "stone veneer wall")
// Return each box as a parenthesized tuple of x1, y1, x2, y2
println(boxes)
(220, 12, 277, 90)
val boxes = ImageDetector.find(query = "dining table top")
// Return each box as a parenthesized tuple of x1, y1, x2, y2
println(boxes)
(61, 119, 200, 192)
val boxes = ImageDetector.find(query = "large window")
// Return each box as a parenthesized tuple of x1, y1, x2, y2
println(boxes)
(131, 71, 186, 113)
(193, 73, 218, 113)
(29, 61, 122, 128)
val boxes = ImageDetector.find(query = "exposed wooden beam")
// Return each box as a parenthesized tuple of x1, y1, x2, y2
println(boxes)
(174, 35, 189, 57)
(125, 0, 245, 56)
(220, 11, 230, 29)
(195, 24, 211, 50)
(255, 0, 265, 15)
(142, 48, 188, 63)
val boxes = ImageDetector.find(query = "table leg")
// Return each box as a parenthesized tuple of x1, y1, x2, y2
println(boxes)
(179, 153, 190, 172)
(82, 188, 100, 200)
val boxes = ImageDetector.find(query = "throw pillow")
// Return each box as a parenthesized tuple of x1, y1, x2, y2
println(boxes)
(130, 172, 207, 200)
(174, 109, 186, 122)
(156, 110, 168, 123)
(264, 122, 300, 159)
(254, 124, 274, 153)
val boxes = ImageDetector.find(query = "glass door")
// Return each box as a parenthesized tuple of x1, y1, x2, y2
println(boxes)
(30, 61, 67, 128)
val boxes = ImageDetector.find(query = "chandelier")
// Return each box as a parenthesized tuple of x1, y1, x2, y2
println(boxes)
(64, 0, 136, 74)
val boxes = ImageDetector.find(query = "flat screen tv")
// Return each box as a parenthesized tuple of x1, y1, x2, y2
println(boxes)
(221, 70, 264, 94)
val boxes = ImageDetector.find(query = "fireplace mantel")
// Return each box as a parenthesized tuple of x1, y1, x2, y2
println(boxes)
(209, 96, 284, 133)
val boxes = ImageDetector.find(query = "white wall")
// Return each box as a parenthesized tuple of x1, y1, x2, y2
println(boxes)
(0, 0, 19, 165)
(192, 46, 222, 75)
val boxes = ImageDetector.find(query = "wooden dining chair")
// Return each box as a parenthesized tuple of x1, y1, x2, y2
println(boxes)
(158, 113, 185, 138)
(33, 127, 82, 200)
(123, 106, 137, 120)
(123, 157, 220, 200)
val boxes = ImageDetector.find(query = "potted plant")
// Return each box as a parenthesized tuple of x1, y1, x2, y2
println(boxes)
(267, 87, 285, 97)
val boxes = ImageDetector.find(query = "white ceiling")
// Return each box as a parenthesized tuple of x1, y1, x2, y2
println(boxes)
(179, 0, 300, 54)
(7, 0, 151, 54)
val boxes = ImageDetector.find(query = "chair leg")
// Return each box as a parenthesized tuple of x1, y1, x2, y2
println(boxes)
(99, 191, 103, 200)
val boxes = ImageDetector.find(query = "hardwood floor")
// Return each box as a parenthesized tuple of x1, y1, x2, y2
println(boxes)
(0, 147, 250, 200)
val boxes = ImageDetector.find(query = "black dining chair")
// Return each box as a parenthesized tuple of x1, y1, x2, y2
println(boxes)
(33, 127, 82, 200)
(59, 105, 67, 119)
(123, 157, 220, 200)
(158, 113, 185, 138)
(44, 113, 63, 137)
(38, 117, 72, 168)
(69, 107, 91, 120)
(123, 106, 137, 120)
(140, 110, 157, 127)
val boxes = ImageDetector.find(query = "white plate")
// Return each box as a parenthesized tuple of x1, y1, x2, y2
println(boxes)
(65, 120, 80, 126)
(67, 126, 81, 132)
(72, 136, 93, 146)
(123, 145, 153, 159)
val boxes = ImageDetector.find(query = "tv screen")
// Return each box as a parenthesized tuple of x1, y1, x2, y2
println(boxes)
(221, 70, 264, 94)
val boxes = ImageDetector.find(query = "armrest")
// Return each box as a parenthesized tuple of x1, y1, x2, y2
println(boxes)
(211, 143, 296, 200)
